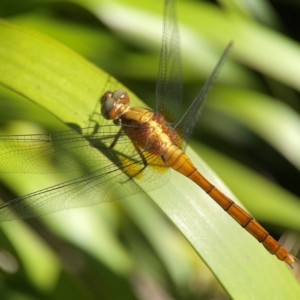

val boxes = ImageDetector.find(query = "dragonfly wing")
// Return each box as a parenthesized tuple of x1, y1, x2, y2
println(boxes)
(155, 0, 182, 124)
(0, 125, 130, 174)
(0, 147, 170, 221)
(174, 42, 233, 145)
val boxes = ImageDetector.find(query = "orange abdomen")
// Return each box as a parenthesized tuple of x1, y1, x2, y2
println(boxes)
(164, 144, 296, 267)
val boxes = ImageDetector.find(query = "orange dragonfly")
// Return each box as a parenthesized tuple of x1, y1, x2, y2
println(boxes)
(0, 0, 296, 268)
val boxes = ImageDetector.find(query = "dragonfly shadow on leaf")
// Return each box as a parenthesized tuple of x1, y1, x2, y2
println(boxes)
(0, 120, 170, 221)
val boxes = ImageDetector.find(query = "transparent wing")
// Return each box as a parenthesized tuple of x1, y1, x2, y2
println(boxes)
(156, 0, 182, 124)
(174, 42, 233, 146)
(0, 126, 170, 221)
(0, 126, 132, 173)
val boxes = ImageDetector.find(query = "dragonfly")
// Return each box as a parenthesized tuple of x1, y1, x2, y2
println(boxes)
(0, 0, 297, 268)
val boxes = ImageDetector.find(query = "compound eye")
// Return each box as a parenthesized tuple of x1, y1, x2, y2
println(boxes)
(101, 96, 116, 120)
(100, 91, 113, 105)
(112, 90, 129, 104)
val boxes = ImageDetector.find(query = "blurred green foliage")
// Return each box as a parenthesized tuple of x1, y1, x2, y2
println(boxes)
(0, 0, 300, 299)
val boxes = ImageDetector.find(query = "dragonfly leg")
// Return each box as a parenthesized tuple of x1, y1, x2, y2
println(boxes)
(109, 127, 123, 149)
(132, 141, 148, 169)
(120, 141, 148, 184)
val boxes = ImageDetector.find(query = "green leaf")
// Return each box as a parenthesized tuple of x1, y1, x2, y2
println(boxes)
(208, 87, 300, 171)
(0, 17, 299, 300)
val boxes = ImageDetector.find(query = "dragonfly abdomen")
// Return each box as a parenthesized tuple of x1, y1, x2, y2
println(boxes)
(164, 146, 296, 267)
(207, 185, 295, 266)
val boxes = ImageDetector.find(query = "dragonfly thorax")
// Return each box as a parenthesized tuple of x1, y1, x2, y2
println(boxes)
(100, 90, 130, 120)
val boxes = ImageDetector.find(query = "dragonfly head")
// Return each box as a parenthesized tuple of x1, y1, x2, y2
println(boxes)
(100, 90, 130, 120)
